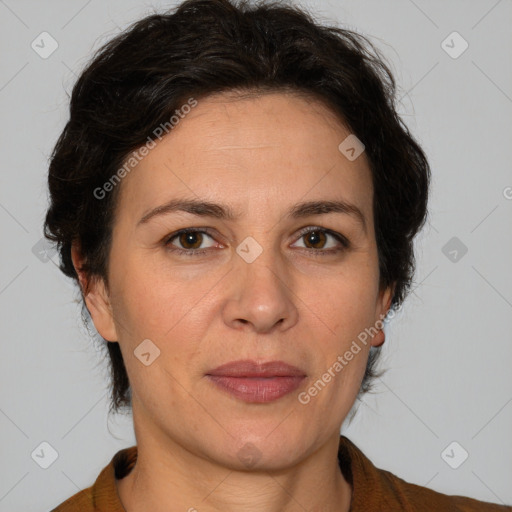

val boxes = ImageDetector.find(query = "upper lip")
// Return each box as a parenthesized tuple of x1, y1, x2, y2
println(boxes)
(206, 359, 306, 378)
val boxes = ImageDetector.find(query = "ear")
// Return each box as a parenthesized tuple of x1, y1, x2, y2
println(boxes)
(71, 241, 118, 342)
(370, 283, 395, 348)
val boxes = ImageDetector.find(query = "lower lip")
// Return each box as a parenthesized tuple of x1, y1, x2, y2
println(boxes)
(206, 376, 305, 403)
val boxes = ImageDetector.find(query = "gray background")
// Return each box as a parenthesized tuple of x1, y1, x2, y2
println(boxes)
(1, 0, 511, 510)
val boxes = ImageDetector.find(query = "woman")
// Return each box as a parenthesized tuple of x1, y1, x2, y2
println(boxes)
(45, 0, 511, 510)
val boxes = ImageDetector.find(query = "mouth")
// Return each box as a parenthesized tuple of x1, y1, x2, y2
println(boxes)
(205, 359, 306, 403)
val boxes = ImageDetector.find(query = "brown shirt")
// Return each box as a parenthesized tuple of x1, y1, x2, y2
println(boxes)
(51, 435, 511, 511)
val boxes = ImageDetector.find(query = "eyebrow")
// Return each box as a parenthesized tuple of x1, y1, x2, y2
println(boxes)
(137, 197, 367, 233)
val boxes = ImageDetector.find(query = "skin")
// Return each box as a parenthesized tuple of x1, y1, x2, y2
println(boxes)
(72, 90, 393, 512)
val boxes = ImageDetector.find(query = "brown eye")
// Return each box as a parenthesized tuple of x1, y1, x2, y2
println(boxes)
(303, 230, 327, 249)
(291, 227, 350, 255)
(177, 231, 204, 250)
(164, 229, 218, 255)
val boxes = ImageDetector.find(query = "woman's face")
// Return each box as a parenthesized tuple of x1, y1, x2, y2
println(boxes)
(82, 91, 392, 470)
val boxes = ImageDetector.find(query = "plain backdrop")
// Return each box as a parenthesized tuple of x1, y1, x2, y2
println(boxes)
(0, 0, 511, 510)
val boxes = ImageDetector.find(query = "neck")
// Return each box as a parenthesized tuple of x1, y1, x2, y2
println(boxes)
(116, 427, 352, 512)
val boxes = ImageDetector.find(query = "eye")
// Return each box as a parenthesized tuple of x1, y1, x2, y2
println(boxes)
(164, 228, 221, 256)
(163, 226, 349, 257)
(291, 227, 350, 255)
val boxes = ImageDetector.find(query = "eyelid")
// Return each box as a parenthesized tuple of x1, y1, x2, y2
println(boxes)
(164, 227, 222, 249)
(292, 226, 350, 250)
(164, 225, 350, 256)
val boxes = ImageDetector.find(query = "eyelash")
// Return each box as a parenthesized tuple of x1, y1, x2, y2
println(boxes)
(163, 226, 350, 257)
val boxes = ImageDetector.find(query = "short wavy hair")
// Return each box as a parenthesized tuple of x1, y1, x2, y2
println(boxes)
(44, 0, 430, 414)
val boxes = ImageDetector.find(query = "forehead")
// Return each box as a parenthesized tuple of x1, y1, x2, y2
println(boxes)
(115, 91, 374, 226)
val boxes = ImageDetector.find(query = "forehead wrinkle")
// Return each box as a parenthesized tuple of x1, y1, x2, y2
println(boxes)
(213, 144, 281, 150)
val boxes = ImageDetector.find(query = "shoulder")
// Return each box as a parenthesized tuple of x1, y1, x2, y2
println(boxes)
(49, 445, 137, 512)
(339, 435, 512, 511)
(50, 487, 94, 511)
(376, 464, 511, 511)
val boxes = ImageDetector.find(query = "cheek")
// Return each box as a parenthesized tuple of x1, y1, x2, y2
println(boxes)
(109, 255, 195, 334)
(304, 268, 378, 337)
(108, 258, 217, 380)
(110, 233, 380, 352)
(299, 271, 378, 399)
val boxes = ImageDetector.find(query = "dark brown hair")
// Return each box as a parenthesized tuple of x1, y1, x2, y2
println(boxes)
(44, 0, 430, 414)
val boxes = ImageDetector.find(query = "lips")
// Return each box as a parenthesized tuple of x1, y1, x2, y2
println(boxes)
(207, 359, 306, 378)
(206, 360, 306, 403)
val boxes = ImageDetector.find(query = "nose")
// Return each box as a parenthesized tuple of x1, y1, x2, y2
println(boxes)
(221, 245, 299, 334)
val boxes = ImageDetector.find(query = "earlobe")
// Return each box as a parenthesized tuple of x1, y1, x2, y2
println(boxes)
(83, 280, 118, 342)
(372, 329, 385, 347)
(379, 283, 395, 318)
(70, 242, 118, 342)
(371, 283, 395, 348)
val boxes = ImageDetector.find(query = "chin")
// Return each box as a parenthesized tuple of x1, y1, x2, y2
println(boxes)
(207, 422, 314, 470)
